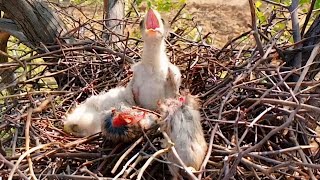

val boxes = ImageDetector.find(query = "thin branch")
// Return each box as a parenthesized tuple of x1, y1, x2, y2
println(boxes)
(249, 0, 264, 57)
(246, 98, 320, 112)
(170, 3, 186, 26)
(8, 142, 60, 180)
(261, 0, 288, 8)
(136, 147, 170, 180)
(289, 130, 317, 180)
(301, 0, 317, 37)
(289, 0, 302, 69)
(25, 108, 37, 180)
(111, 137, 143, 174)
(294, 42, 320, 93)
(223, 106, 300, 179)
(198, 123, 218, 179)
(0, 153, 28, 180)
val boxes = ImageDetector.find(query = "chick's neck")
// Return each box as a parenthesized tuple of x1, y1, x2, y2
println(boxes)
(142, 39, 169, 72)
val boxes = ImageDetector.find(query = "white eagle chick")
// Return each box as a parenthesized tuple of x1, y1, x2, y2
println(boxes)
(127, 8, 181, 110)
(63, 87, 135, 137)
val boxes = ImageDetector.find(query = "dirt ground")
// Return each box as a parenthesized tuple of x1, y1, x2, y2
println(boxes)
(69, 0, 251, 48)
(186, 0, 251, 47)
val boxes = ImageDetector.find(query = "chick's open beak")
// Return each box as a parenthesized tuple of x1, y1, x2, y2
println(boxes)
(145, 9, 160, 35)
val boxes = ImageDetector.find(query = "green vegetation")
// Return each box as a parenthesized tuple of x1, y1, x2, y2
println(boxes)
(136, 0, 186, 12)
(71, 0, 103, 5)
(70, 0, 186, 12)
(255, 0, 320, 44)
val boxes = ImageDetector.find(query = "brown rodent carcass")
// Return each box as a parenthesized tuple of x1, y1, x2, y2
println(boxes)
(157, 94, 207, 179)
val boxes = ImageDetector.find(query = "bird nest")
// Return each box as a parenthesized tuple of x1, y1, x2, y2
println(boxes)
(1, 2, 320, 180)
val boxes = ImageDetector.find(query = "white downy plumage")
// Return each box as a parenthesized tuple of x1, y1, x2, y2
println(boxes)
(63, 86, 135, 137)
(157, 94, 207, 179)
(63, 9, 182, 138)
(127, 8, 181, 110)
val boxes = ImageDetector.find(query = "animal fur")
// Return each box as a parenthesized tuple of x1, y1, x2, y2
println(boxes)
(100, 103, 158, 142)
(157, 94, 207, 179)
(127, 9, 181, 110)
(64, 86, 135, 137)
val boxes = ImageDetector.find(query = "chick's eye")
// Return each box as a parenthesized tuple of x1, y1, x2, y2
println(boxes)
(139, 20, 144, 29)
(71, 124, 80, 133)
(161, 18, 167, 26)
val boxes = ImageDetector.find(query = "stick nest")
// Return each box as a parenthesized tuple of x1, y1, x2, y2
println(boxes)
(1, 2, 320, 179)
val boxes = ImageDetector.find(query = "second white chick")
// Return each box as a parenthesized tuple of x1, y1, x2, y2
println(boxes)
(64, 86, 135, 137)
(127, 8, 181, 111)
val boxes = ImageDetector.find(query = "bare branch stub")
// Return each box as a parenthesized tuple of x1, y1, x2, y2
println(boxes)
(0, 0, 68, 48)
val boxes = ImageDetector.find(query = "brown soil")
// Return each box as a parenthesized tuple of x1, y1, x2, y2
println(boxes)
(68, 0, 251, 48)
(186, 0, 251, 47)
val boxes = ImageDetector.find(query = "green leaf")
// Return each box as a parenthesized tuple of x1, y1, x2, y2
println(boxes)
(283, 0, 292, 6)
(255, 0, 263, 8)
(299, 0, 309, 5)
(315, 0, 320, 9)
(220, 71, 228, 79)
(136, 0, 143, 5)
(256, 11, 267, 24)
(147, 0, 152, 8)
(274, 22, 286, 31)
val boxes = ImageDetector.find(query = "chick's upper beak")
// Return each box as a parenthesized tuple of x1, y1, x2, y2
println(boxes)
(145, 9, 160, 35)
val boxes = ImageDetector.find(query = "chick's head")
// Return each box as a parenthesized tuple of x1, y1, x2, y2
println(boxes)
(101, 105, 158, 142)
(140, 8, 167, 42)
(64, 105, 102, 137)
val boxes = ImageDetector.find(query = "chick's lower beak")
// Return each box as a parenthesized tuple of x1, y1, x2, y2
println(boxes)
(146, 29, 158, 36)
